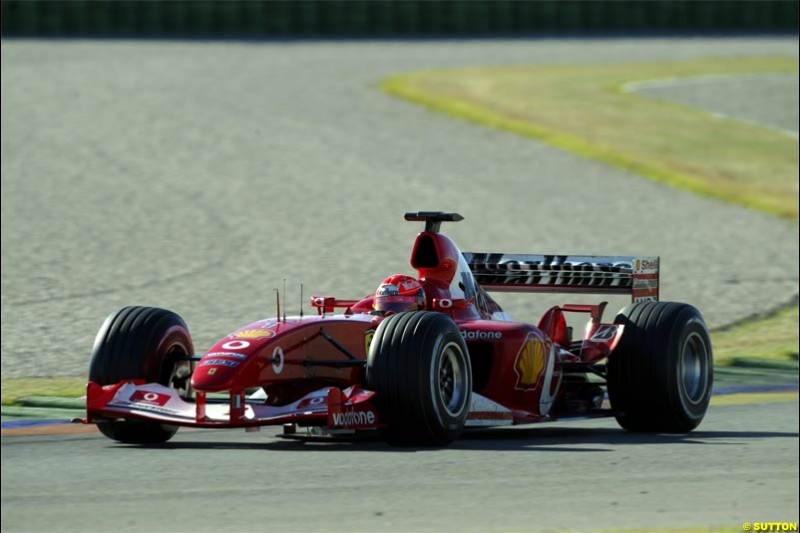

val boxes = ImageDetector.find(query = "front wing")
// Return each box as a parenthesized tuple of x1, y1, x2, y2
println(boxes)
(85, 381, 381, 430)
(85, 381, 519, 431)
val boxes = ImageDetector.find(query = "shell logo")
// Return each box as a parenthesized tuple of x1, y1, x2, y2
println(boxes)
(233, 329, 275, 340)
(514, 336, 546, 390)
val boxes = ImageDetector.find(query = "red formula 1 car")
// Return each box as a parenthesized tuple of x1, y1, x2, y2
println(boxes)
(85, 212, 713, 446)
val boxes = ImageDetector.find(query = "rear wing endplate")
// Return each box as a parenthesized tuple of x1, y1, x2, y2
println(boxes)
(463, 253, 659, 303)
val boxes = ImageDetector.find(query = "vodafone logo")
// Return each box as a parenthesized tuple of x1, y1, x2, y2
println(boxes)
(297, 396, 326, 409)
(129, 390, 170, 406)
(222, 340, 250, 350)
(461, 330, 503, 341)
(330, 409, 376, 428)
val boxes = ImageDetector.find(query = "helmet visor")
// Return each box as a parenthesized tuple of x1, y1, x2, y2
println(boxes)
(374, 295, 422, 313)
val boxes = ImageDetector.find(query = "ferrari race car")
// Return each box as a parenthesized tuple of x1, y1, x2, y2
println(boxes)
(85, 212, 713, 446)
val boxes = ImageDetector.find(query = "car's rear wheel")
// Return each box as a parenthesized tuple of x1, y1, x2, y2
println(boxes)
(366, 311, 472, 446)
(607, 301, 713, 432)
(89, 306, 194, 444)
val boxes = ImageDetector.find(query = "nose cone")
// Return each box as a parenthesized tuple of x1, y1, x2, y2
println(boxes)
(191, 353, 244, 391)
(191, 321, 278, 391)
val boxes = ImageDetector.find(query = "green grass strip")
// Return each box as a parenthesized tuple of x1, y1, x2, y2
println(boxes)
(1, 376, 85, 406)
(382, 56, 799, 219)
(712, 305, 799, 365)
(711, 390, 798, 406)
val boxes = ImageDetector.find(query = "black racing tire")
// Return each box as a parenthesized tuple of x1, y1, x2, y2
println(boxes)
(366, 311, 472, 446)
(607, 301, 713, 433)
(89, 306, 194, 444)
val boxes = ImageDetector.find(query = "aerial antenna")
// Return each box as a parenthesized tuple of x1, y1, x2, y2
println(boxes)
(274, 288, 281, 322)
(282, 278, 287, 322)
(300, 283, 304, 318)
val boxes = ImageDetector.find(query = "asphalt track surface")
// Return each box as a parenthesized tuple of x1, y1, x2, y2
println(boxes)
(1, 37, 799, 378)
(1, 38, 798, 533)
(2, 401, 798, 532)
(633, 72, 800, 137)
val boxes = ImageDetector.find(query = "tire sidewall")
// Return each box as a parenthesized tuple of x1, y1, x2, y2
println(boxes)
(425, 330, 472, 436)
(672, 314, 713, 424)
(149, 325, 194, 385)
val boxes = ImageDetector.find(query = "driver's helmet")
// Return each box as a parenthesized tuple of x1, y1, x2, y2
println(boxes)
(374, 274, 426, 314)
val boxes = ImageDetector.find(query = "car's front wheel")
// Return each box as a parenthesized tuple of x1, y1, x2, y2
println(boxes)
(89, 306, 194, 444)
(366, 311, 472, 446)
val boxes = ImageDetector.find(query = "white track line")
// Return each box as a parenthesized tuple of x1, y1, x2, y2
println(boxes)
(621, 73, 799, 139)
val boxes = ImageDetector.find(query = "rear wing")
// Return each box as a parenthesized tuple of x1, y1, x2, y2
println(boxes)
(463, 253, 659, 303)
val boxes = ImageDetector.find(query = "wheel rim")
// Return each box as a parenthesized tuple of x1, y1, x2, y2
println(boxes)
(680, 332, 709, 404)
(165, 344, 194, 400)
(436, 342, 468, 417)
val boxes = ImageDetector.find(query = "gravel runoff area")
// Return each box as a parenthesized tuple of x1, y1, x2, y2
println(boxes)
(1, 38, 798, 378)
